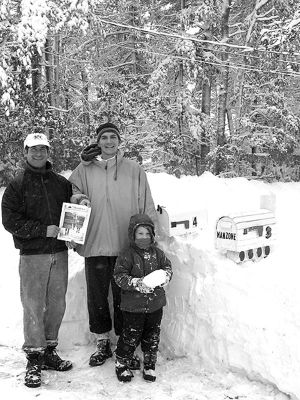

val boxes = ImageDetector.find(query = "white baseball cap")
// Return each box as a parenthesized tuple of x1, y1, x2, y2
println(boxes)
(24, 133, 51, 149)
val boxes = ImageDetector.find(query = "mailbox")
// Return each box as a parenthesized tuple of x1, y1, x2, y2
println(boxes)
(216, 209, 276, 263)
(156, 205, 202, 237)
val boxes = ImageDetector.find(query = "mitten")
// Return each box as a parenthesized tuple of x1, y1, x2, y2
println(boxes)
(160, 271, 172, 287)
(81, 143, 102, 161)
(132, 278, 153, 293)
(70, 194, 90, 207)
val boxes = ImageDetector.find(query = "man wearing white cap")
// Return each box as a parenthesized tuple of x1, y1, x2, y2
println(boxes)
(1, 133, 73, 388)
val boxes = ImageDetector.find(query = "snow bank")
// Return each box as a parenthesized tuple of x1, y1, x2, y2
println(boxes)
(1, 172, 300, 399)
(148, 172, 300, 400)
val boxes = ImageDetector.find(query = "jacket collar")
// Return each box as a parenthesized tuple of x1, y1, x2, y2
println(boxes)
(81, 149, 124, 169)
(25, 160, 52, 175)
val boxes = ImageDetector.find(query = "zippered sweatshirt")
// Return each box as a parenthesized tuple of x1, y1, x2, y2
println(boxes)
(1, 161, 72, 255)
(69, 151, 157, 257)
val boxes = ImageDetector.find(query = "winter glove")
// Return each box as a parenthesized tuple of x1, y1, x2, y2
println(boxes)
(160, 270, 172, 288)
(81, 143, 102, 162)
(79, 198, 91, 207)
(65, 240, 77, 250)
(131, 278, 153, 293)
(70, 193, 91, 207)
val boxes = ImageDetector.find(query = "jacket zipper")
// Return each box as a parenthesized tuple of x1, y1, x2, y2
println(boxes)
(41, 175, 54, 253)
(105, 161, 115, 251)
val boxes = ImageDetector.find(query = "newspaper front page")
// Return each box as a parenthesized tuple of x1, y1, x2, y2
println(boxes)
(57, 203, 91, 244)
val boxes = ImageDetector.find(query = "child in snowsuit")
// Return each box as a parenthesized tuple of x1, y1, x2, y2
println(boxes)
(114, 213, 172, 383)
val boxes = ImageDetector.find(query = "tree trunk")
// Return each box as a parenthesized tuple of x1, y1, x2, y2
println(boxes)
(216, 0, 231, 174)
(236, 0, 271, 133)
(178, 0, 186, 142)
(81, 69, 90, 135)
(130, 3, 138, 74)
(45, 37, 54, 110)
(226, 107, 234, 136)
(54, 34, 60, 105)
(31, 45, 42, 116)
(201, 75, 211, 167)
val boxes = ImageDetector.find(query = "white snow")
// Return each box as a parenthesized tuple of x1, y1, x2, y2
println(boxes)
(143, 269, 167, 288)
(0, 171, 299, 400)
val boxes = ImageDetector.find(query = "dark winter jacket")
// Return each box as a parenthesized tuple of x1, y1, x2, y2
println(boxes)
(114, 214, 172, 313)
(1, 161, 72, 255)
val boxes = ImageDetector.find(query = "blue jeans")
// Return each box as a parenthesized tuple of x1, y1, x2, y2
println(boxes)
(19, 251, 68, 353)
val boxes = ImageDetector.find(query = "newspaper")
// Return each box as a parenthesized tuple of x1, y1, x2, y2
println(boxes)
(57, 202, 91, 244)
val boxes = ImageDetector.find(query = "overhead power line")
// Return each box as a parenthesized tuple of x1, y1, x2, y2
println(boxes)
(98, 18, 254, 51)
(98, 17, 300, 59)
(115, 44, 300, 79)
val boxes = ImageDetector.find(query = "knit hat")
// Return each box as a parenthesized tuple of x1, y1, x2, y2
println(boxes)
(96, 122, 121, 143)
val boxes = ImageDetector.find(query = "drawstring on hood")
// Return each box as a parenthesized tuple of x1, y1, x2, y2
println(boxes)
(114, 154, 118, 181)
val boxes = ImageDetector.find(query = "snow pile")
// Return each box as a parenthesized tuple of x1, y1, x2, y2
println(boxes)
(147, 172, 300, 400)
(1, 172, 300, 399)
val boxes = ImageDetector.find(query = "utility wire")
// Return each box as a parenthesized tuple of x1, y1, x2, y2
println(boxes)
(97, 17, 300, 59)
(112, 44, 300, 78)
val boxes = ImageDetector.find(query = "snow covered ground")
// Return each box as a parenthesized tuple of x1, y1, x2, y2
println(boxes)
(1, 171, 299, 400)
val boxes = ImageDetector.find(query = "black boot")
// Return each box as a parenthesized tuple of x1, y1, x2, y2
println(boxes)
(24, 352, 43, 388)
(127, 354, 141, 370)
(143, 352, 157, 382)
(89, 339, 113, 367)
(42, 346, 73, 371)
(115, 360, 133, 383)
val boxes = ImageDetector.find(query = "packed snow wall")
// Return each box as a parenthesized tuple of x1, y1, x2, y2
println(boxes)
(2, 172, 300, 399)
(153, 173, 300, 400)
(60, 173, 300, 400)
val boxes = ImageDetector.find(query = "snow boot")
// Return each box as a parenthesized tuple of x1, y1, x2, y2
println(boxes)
(115, 360, 133, 383)
(89, 339, 113, 367)
(127, 354, 141, 370)
(143, 352, 157, 382)
(42, 346, 73, 371)
(24, 352, 43, 388)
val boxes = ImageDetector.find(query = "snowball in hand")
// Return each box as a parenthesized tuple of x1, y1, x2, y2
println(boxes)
(143, 269, 167, 288)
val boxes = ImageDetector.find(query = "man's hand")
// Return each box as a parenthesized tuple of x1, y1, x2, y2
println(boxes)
(46, 225, 60, 237)
(66, 240, 77, 250)
(80, 198, 91, 207)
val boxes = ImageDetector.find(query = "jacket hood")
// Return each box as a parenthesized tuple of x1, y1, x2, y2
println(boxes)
(80, 147, 123, 166)
(80, 148, 123, 181)
(128, 213, 155, 244)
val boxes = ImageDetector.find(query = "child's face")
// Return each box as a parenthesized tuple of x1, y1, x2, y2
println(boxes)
(135, 226, 151, 240)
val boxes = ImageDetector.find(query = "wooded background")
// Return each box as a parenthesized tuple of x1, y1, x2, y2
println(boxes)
(1, 0, 300, 185)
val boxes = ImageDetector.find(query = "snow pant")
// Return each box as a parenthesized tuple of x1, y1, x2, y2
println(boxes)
(116, 308, 163, 364)
(19, 251, 68, 353)
(85, 256, 122, 336)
